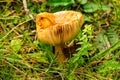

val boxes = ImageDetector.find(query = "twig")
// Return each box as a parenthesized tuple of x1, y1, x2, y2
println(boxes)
(0, 16, 19, 20)
(22, 0, 35, 22)
(14, 30, 36, 39)
(4, 59, 24, 74)
(0, 19, 32, 42)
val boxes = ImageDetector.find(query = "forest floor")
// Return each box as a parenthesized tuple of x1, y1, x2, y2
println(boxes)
(0, 0, 120, 80)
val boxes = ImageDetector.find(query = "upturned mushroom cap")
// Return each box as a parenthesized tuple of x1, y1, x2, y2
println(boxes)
(36, 11, 84, 46)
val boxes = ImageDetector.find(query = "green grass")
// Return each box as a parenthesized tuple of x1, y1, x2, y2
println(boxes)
(0, 0, 120, 80)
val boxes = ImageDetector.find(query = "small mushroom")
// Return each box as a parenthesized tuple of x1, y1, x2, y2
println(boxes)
(36, 11, 84, 62)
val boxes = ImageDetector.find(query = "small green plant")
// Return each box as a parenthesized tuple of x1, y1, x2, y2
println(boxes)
(67, 24, 94, 79)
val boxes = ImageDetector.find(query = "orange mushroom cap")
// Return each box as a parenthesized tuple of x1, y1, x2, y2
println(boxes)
(36, 11, 84, 46)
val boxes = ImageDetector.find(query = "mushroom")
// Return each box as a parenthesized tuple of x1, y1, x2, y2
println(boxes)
(36, 11, 84, 62)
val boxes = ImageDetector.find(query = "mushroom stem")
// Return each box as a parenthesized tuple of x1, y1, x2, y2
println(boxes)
(55, 45, 66, 62)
